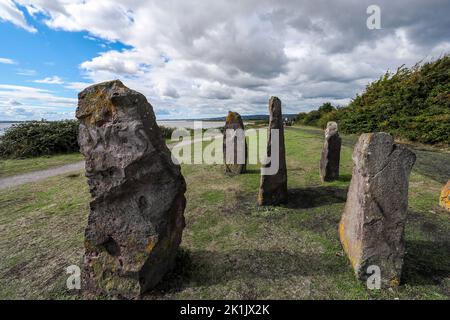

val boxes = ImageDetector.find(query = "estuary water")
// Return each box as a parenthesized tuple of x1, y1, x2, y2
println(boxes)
(0, 120, 225, 136)
(0, 123, 18, 136)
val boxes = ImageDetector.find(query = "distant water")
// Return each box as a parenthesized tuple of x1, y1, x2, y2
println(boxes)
(0, 123, 18, 136)
(0, 120, 225, 136)
(157, 120, 224, 129)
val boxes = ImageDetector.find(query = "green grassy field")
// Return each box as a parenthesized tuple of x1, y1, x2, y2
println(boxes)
(0, 126, 449, 299)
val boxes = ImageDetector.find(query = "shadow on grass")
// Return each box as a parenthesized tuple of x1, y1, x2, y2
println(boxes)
(144, 247, 348, 298)
(402, 240, 450, 286)
(244, 169, 260, 174)
(409, 148, 450, 184)
(402, 210, 450, 287)
(287, 186, 348, 209)
(337, 174, 352, 182)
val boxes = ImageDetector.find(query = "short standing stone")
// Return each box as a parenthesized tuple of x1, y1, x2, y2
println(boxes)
(320, 121, 341, 182)
(440, 180, 450, 212)
(76, 80, 186, 298)
(257, 96, 288, 205)
(223, 111, 247, 175)
(339, 132, 416, 288)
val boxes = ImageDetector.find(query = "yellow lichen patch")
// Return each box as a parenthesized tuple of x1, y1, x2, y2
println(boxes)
(439, 180, 450, 212)
(226, 111, 237, 124)
(339, 220, 361, 270)
(77, 81, 126, 126)
(390, 277, 400, 287)
(145, 236, 158, 253)
(86, 89, 116, 126)
(84, 239, 95, 251)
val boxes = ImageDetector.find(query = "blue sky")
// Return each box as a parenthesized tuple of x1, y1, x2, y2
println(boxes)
(0, 0, 449, 121)
(0, 3, 131, 120)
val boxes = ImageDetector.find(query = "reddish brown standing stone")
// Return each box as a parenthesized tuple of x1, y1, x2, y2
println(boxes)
(223, 111, 247, 175)
(76, 80, 186, 298)
(257, 96, 288, 205)
(339, 133, 415, 288)
(320, 121, 341, 182)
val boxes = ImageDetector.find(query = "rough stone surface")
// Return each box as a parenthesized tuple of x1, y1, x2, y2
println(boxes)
(223, 111, 247, 175)
(339, 132, 416, 288)
(440, 180, 450, 212)
(76, 80, 186, 298)
(257, 96, 288, 205)
(319, 121, 341, 182)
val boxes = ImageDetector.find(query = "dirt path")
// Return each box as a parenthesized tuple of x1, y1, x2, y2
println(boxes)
(0, 161, 85, 190)
(0, 136, 212, 190)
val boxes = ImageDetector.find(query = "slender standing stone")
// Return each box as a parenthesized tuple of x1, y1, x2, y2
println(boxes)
(76, 80, 186, 298)
(339, 133, 415, 288)
(257, 96, 288, 205)
(440, 180, 450, 212)
(320, 121, 341, 182)
(223, 111, 247, 175)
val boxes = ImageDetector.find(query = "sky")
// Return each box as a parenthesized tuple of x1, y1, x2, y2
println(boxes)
(0, 0, 449, 121)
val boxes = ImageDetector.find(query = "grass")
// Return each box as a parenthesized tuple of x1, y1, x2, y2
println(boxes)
(0, 153, 83, 178)
(0, 126, 449, 299)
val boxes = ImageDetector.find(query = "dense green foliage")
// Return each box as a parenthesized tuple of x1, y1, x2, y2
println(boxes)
(296, 102, 337, 128)
(0, 121, 219, 158)
(0, 120, 79, 159)
(295, 55, 450, 145)
(159, 125, 176, 139)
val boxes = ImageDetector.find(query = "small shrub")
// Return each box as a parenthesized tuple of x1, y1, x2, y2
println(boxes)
(159, 125, 176, 139)
(0, 120, 79, 159)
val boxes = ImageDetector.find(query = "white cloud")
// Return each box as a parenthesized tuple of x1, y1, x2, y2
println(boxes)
(0, 104, 74, 121)
(0, 84, 75, 105)
(0, 84, 76, 120)
(0, 57, 16, 64)
(0, 0, 36, 32)
(3, 0, 450, 118)
(7, 98, 22, 106)
(33, 76, 64, 84)
(16, 68, 36, 76)
(64, 81, 93, 91)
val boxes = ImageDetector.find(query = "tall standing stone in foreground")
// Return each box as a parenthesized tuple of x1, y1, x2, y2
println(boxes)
(223, 111, 247, 175)
(440, 180, 450, 212)
(76, 80, 186, 298)
(257, 96, 288, 205)
(319, 121, 341, 182)
(339, 133, 416, 288)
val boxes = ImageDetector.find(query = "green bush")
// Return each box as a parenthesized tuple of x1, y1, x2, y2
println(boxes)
(295, 55, 450, 145)
(159, 125, 176, 139)
(0, 120, 80, 159)
(295, 102, 336, 127)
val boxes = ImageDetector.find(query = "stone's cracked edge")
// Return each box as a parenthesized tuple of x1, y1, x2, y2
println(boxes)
(339, 132, 416, 288)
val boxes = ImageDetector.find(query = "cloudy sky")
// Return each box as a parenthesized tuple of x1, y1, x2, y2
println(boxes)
(0, 0, 449, 120)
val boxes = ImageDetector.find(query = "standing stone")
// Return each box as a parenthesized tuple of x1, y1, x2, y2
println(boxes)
(223, 111, 247, 175)
(440, 180, 450, 212)
(320, 121, 341, 182)
(339, 133, 415, 288)
(76, 80, 186, 298)
(257, 96, 288, 205)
